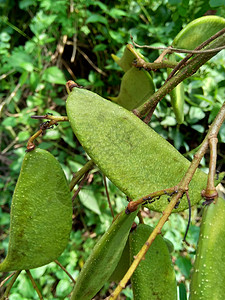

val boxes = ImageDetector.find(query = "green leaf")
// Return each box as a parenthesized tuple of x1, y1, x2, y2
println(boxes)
(188, 107, 205, 124)
(169, 128, 183, 150)
(176, 256, 192, 278)
(179, 283, 187, 300)
(19, 71, 29, 85)
(8, 50, 33, 72)
(191, 124, 204, 133)
(17, 274, 35, 298)
(54, 98, 66, 106)
(20, 62, 33, 72)
(208, 103, 221, 123)
(168, 0, 181, 4)
(161, 116, 177, 126)
(19, 0, 36, 9)
(0, 212, 10, 226)
(79, 189, 101, 215)
(219, 123, 225, 141)
(0, 32, 11, 42)
(209, 0, 225, 6)
(29, 72, 40, 91)
(178, 6, 187, 17)
(90, 1, 108, 11)
(61, 128, 77, 148)
(2, 116, 17, 127)
(18, 131, 30, 142)
(7, 294, 24, 300)
(109, 30, 124, 43)
(80, 25, 91, 35)
(56, 279, 73, 297)
(67, 160, 83, 173)
(93, 44, 107, 52)
(43, 129, 61, 140)
(38, 142, 54, 150)
(86, 14, 108, 25)
(42, 66, 66, 85)
(76, 78, 91, 87)
(30, 265, 48, 279)
(108, 8, 127, 18)
(30, 11, 57, 35)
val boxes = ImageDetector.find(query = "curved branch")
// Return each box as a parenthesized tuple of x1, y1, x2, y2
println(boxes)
(131, 28, 225, 54)
(133, 32, 225, 120)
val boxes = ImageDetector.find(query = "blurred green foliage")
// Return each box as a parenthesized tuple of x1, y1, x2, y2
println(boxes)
(0, 0, 224, 299)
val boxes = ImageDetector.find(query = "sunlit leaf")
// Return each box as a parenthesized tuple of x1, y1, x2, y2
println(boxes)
(79, 189, 101, 215)
(42, 66, 66, 85)
(86, 14, 108, 25)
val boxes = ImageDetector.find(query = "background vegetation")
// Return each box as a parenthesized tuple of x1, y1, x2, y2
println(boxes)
(0, 0, 224, 299)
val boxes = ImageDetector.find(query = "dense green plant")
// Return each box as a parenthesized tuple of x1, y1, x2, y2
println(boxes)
(1, 0, 225, 299)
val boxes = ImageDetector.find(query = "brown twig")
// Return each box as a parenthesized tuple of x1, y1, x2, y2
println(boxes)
(130, 42, 177, 71)
(166, 27, 225, 81)
(72, 172, 89, 201)
(127, 186, 177, 212)
(131, 28, 225, 54)
(51, 34, 68, 64)
(71, 32, 78, 63)
(103, 175, 114, 218)
(133, 58, 177, 70)
(54, 260, 76, 284)
(0, 272, 16, 288)
(143, 102, 157, 124)
(26, 270, 43, 300)
(0, 69, 15, 80)
(27, 114, 68, 151)
(201, 136, 218, 201)
(0, 271, 21, 300)
(77, 48, 107, 76)
(154, 47, 172, 63)
(61, 58, 77, 81)
(109, 191, 183, 300)
(137, 211, 144, 224)
(183, 191, 192, 245)
(133, 31, 225, 119)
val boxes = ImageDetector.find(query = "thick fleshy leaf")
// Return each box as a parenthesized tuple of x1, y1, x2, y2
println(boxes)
(66, 87, 208, 212)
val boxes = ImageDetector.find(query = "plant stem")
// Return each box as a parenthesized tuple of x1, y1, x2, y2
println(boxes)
(30, 114, 68, 121)
(134, 32, 225, 119)
(103, 175, 114, 218)
(134, 59, 177, 70)
(1, 271, 21, 300)
(166, 27, 225, 81)
(0, 272, 16, 288)
(137, 211, 144, 224)
(2, 19, 30, 39)
(201, 136, 219, 201)
(109, 191, 183, 300)
(54, 260, 76, 283)
(108, 101, 225, 300)
(72, 172, 89, 201)
(127, 186, 177, 212)
(131, 28, 225, 54)
(69, 160, 95, 191)
(26, 270, 43, 300)
(26, 114, 68, 151)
